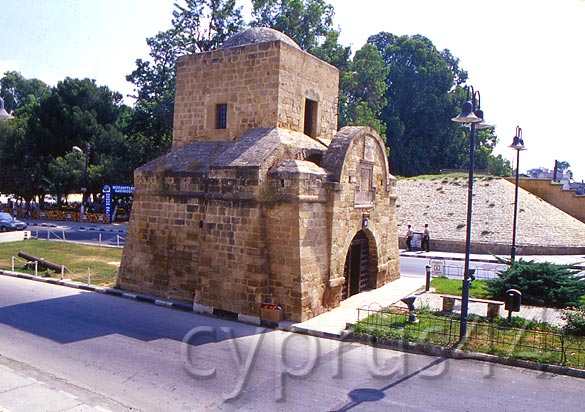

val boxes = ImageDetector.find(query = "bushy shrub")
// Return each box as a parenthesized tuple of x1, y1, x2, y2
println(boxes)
(486, 258, 585, 308)
(562, 306, 585, 336)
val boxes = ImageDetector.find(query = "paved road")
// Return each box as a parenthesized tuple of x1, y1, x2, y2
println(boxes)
(0, 276, 583, 412)
(23, 219, 126, 247)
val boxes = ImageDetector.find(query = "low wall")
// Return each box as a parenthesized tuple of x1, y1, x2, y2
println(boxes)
(398, 237, 585, 256)
(510, 178, 585, 223)
(0, 231, 32, 243)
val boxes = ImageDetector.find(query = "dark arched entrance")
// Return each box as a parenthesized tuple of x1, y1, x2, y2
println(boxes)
(342, 231, 371, 300)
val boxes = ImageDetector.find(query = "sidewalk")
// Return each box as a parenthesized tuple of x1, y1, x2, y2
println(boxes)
(399, 249, 585, 268)
(0, 364, 111, 412)
(289, 276, 426, 337)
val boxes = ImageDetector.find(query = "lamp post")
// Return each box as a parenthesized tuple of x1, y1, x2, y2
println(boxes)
(451, 86, 489, 342)
(0, 97, 14, 120)
(72, 143, 91, 209)
(509, 126, 526, 262)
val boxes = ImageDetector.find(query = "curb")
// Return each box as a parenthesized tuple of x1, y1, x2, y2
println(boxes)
(0, 269, 192, 312)
(399, 251, 498, 264)
(399, 251, 585, 269)
(347, 333, 585, 380)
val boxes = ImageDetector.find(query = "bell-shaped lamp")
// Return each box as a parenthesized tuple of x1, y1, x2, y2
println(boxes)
(509, 135, 526, 151)
(452, 101, 481, 123)
(472, 109, 492, 130)
(464, 109, 492, 130)
(0, 97, 14, 120)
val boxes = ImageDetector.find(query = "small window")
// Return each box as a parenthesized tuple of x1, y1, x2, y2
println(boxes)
(216, 104, 227, 129)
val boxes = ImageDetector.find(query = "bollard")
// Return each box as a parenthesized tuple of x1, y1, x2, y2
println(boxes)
(61, 265, 64, 280)
(11, 256, 15, 272)
(425, 265, 431, 291)
(87, 268, 91, 286)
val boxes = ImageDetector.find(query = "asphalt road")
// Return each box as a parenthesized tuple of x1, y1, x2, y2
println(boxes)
(399, 255, 508, 279)
(23, 219, 126, 247)
(0, 276, 582, 411)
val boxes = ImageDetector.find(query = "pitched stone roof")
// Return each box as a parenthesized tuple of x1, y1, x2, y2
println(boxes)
(396, 176, 585, 251)
(137, 127, 327, 173)
(213, 127, 327, 167)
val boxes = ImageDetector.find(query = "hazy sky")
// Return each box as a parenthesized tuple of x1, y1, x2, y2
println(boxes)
(1, 0, 583, 180)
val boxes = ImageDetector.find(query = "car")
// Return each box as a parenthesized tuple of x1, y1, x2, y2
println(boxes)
(0, 212, 27, 231)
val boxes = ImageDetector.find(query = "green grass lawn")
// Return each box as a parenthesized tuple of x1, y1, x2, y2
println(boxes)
(430, 276, 491, 299)
(0, 240, 122, 287)
(354, 308, 585, 369)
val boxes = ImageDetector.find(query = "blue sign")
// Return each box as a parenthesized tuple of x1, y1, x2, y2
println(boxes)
(103, 185, 134, 222)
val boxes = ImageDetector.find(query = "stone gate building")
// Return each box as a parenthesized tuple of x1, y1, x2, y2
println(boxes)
(117, 28, 400, 322)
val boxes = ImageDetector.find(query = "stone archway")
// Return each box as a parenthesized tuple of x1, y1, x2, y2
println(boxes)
(342, 231, 371, 300)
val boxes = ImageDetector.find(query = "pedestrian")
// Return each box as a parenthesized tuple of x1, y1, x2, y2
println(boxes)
(421, 223, 430, 252)
(405, 224, 414, 251)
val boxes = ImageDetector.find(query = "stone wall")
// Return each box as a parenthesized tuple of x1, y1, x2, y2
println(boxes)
(324, 127, 400, 298)
(173, 41, 338, 149)
(511, 178, 585, 223)
(396, 177, 585, 255)
(118, 166, 273, 315)
(267, 161, 331, 320)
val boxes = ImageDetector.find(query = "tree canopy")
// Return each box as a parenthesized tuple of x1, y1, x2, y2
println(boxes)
(250, 0, 334, 51)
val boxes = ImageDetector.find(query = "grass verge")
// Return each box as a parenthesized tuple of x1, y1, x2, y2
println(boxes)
(430, 276, 491, 299)
(0, 240, 122, 287)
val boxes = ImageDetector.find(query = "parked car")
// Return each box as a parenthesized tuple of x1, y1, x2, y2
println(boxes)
(0, 212, 27, 231)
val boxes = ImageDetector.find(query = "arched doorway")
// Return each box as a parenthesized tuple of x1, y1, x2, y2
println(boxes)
(342, 231, 371, 300)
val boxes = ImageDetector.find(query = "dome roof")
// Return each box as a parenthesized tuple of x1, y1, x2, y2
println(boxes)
(222, 27, 301, 50)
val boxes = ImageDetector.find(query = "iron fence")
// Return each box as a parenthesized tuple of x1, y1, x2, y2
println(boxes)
(430, 259, 506, 280)
(355, 307, 585, 370)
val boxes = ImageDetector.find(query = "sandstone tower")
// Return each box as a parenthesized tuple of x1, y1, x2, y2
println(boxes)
(118, 27, 400, 322)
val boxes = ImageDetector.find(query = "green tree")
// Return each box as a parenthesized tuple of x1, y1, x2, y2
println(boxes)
(340, 43, 389, 136)
(369, 33, 468, 176)
(251, 0, 334, 51)
(0, 73, 51, 203)
(0, 75, 131, 205)
(556, 160, 570, 173)
(126, 0, 244, 154)
(0, 71, 50, 113)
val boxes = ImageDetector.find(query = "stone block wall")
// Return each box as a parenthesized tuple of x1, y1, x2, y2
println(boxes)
(267, 161, 331, 321)
(173, 41, 339, 149)
(513, 178, 585, 223)
(324, 127, 400, 297)
(118, 167, 273, 315)
(277, 42, 339, 139)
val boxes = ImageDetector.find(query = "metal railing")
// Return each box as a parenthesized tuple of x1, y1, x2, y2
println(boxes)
(428, 258, 507, 280)
(355, 307, 585, 369)
(30, 229, 125, 247)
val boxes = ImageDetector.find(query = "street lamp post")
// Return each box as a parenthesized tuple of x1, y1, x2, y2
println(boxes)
(509, 126, 526, 262)
(72, 143, 91, 209)
(451, 86, 489, 342)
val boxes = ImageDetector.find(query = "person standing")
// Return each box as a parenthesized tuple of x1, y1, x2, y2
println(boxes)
(421, 223, 431, 252)
(405, 224, 414, 251)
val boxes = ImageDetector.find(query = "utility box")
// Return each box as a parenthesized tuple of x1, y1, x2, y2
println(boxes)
(260, 295, 283, 323)
(505, 289, 522, 312)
